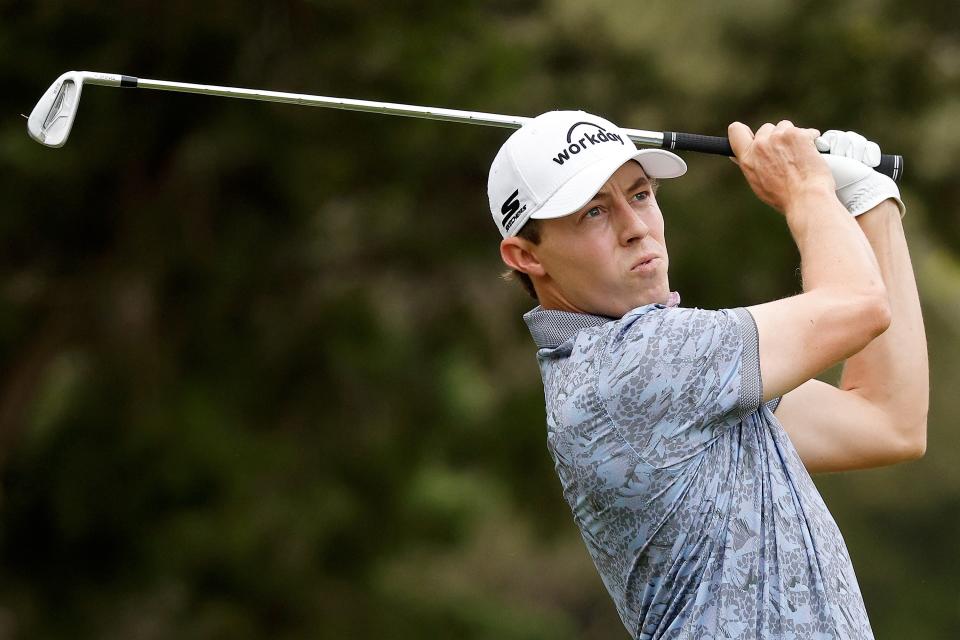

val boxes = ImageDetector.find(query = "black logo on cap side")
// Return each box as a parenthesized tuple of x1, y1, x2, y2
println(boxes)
(500, 189, 527, 231)
(552, 122, 625, 165)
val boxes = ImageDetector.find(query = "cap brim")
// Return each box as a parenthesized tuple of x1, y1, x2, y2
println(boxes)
(530, 148, 687, 221)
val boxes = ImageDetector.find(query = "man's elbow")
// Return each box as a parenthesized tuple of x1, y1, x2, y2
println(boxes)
(908, 434, 927, 460)
(860, 290, 892, 341)
(897, 433, 927, 461)
(891, 417, 928, 462)
(819, 287, 891, 358)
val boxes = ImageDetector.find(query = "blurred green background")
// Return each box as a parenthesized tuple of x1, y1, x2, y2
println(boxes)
(1, 1, 958, 638)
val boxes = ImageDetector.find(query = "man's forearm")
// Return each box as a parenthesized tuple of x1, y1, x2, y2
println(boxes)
(788, 187, 886, 298)
(840, 200, 929, 454)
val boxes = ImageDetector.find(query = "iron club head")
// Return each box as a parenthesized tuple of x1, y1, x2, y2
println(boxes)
(28, 71, 86, 148)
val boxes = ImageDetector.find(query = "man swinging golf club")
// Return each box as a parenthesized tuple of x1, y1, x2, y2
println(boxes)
(488, 111, 928, 639)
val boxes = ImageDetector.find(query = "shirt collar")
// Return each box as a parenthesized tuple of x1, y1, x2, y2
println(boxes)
(522, 291, 681, 350)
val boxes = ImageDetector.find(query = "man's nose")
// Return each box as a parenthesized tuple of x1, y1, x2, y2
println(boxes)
(612, 197, 649, 245)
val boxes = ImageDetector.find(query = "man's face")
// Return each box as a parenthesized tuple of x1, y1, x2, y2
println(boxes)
(531, 160, 671, 317)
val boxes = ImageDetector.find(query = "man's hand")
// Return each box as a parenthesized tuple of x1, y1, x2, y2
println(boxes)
(815, 129, 882, 166)
(728, 120, 835, 214)
(817, 130, 906, 218)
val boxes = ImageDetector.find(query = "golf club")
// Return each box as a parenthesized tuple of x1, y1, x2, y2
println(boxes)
(28, 71, 904, 181)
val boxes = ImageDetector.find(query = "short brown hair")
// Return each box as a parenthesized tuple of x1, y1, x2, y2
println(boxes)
(501, 218, 542, 300)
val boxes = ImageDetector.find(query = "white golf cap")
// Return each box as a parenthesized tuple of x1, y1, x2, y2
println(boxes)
(488, 110, 687, 237)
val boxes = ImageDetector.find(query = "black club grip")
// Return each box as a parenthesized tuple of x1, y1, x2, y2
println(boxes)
(661, 131, 904, 182)
(875, 153, 904, 182)
(662, 132, 734, 156)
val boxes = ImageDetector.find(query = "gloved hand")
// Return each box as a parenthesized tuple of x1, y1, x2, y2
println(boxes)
(816, 130, 905, 217)
(815, 129, 882, 167)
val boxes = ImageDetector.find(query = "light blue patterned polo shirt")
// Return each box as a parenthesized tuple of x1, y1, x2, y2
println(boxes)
(524, 299, 874, 639)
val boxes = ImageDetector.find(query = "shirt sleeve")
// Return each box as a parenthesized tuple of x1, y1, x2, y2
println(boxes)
(598, 306, 762, 467)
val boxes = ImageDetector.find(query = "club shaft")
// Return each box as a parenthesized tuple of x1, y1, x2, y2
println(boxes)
(83, 72, 666, 146)
(77, 72, 904, 181)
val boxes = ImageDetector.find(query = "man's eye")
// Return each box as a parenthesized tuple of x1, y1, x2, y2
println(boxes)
(583, 207, 601, 219)
(633, 191, 649, 201)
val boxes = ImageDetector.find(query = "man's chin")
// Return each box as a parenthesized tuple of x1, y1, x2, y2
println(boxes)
(633, 281, 671, 308)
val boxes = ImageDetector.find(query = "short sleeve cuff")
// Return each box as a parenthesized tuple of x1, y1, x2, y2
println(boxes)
(731, 307, 763, 419)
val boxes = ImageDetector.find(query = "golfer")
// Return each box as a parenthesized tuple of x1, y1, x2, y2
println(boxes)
(487, 111, 927, 639)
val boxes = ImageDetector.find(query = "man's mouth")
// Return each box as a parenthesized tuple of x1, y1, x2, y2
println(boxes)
(631, 255, 661, 273)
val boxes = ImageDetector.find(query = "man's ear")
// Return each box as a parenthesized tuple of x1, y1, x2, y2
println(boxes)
(500, 236, 547, 278)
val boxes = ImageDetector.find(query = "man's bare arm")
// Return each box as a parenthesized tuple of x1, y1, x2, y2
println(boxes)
(728, 121, 892, 403)
(775, 200, 928, 472)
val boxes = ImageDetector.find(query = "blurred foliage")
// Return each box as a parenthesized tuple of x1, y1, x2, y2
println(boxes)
(0, 0, 958, 638)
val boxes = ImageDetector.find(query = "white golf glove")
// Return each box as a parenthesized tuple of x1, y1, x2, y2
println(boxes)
(816, 130, 905, 217)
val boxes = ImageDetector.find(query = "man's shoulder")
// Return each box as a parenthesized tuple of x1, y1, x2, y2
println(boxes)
(601, 305, 756, 387)
(609, 305, 738, 349)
